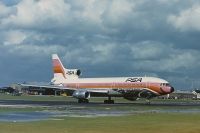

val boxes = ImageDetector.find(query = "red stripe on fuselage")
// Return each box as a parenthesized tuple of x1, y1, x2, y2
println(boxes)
(63, 82, 166, 95)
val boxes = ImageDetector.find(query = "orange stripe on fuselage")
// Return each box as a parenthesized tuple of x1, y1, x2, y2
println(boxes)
(63, 82, 166, 95)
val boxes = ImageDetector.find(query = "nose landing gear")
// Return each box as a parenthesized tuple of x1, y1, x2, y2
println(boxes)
(145, 99, 151, 105)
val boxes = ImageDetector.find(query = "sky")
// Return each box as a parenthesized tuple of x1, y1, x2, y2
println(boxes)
(0, 0, 200, 90)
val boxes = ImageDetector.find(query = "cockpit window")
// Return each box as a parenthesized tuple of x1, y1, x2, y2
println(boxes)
(166, 83, 170, 86)
(161, 83, 170, 86)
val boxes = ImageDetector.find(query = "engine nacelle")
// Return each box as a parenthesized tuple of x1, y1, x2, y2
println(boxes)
(138, 90, 155, 99)
(72, 90, 90, 99)
(123, 96, 138, 101)
(66, 69, 81, 76)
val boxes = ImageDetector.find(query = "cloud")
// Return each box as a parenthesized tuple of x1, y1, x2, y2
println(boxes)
(131, 41, 200, 72)
(130, 41, 168, 60)
(60, 43, 117, 66)
(0, 0, 156, 34)
(102, 0, 135, 27)
(3, 30, 26, 45)
(0, 0, 200, 89)
(0, 2, 16, 18)
(168, 5, 200, 31)
(1, 0, 71, 29)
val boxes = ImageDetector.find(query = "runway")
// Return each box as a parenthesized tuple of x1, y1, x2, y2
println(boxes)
(1, 98, 200, 122)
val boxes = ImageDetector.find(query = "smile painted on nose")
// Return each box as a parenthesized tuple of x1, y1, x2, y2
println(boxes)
(160, 83, 174, 94)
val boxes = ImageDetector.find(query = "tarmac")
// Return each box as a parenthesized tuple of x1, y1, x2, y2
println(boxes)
(1, 99, 200, 122)
(1, 99, 200, 106)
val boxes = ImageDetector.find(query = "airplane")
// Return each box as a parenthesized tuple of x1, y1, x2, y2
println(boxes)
(49, 54, 174, 104)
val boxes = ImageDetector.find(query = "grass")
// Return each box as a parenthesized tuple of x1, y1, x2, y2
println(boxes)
(1, 93, 200, 133)
(0, 113, 200, 133)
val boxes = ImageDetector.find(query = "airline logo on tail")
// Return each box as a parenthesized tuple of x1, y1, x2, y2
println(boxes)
(52, 54, 66, 79)
(52, 54, 81, 80)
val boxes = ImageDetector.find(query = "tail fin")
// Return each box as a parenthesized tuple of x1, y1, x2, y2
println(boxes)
(52, 54, 80, 84)
(52, 54, 66, 79)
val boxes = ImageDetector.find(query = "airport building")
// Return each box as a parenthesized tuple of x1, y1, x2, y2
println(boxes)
(158, 90, 197, 100)
(0, 86, 14, 93)
(192, 89, 200, 99)
(170, 90, 196, 99)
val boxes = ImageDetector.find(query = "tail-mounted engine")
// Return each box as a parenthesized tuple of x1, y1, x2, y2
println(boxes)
(66, 69, 81, 77)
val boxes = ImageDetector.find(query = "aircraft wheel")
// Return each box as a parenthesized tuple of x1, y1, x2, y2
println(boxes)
(104, 100, 114, 104)
(78, 99, 89, 103)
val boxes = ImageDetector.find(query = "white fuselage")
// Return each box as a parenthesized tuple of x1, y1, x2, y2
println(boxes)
(52, 76, 172, 95)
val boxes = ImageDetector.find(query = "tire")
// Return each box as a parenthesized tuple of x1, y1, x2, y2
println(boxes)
(104, 100, 114, 104)
(78, 99, 89, 103)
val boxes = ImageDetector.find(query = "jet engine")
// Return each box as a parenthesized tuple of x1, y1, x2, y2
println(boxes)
(66, 69, 81, 76)
(123, 96, 138, 101)
(72, 90, 90, 99)
(138, 90, 156, 99)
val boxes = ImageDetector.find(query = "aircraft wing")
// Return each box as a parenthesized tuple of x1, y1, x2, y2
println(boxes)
(19, 83, 71, 90)
(19, 83, 109, 94)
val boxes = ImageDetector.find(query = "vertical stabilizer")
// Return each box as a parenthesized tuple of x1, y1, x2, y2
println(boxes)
(51, 54, 80, 85)
(52, 54, 66, 79)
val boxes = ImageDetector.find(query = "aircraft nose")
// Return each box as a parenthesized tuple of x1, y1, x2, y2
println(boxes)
(170, 87, 174, 93)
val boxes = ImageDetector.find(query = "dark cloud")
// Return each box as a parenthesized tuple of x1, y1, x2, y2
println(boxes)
(0, 0, 200, 89)
(1, 0, 21, 6)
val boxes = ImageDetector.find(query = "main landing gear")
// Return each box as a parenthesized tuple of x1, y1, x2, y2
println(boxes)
(77, 97, 115, 104)
(104, 96, 114, 104)
(78, 99, 89, 103)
